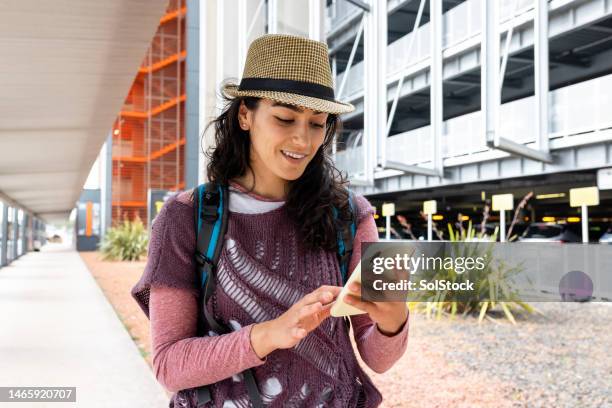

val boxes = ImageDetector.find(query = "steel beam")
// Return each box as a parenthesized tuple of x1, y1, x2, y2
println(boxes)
(247, 0, 266, 39)
(500, 0, 521, 87)
(430, 0, 443, 176)
(385, 160, 440, 177)
(482, 0, 500, 146)
(483, 0, 552, 163)
(267, 0, 278, 33)
(382, 0, 432, 177)
(309, 0, 326, 41)
(535, 0, 550, 153)
(345, 0, 370, 12)
(337, 15, 364, 98)
(386, 0, 425, 138)
(491, 137, 553, 163)
(362, 0, 384, 185)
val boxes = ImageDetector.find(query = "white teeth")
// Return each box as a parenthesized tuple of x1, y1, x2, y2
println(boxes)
(282, 150, 305, 159)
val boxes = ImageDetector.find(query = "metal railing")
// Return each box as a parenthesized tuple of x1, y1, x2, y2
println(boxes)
(334, 0, 539, 100)
(335, 72, 612, 174)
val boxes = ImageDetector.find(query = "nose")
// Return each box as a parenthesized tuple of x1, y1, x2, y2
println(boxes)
(290, 122, 309, 149)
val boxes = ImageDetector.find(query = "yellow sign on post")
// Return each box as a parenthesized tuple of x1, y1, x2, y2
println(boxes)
(381, 203, 395, 240)
(569, 186, 599, 207)
(492, 194, 514, 211)
(422, 200, 437, 242)
(492, 194, 513, 243)
(423, 200, 437, 215)
(382, 203, 395, 217)
(569, 186, 599, 243)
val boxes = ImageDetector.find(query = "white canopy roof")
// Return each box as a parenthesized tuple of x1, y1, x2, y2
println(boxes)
(0, 0, 167, 223)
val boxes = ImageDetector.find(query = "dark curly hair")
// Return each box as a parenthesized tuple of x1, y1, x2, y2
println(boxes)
(202, 90, 354, 252)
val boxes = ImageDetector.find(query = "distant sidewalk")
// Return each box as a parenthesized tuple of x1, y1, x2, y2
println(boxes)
(0, 243, 169, 408)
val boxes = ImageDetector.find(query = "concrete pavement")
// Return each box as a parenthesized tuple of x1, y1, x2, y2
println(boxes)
(0, 243, 169, 407)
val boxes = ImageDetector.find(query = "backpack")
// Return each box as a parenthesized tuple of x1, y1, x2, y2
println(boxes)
(191, 181, 357, 408)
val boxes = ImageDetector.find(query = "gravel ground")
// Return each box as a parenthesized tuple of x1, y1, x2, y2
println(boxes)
(81, 252, 612, 407)
(356, 311, 516, 408)
(359, 303, 612, 408)
(433, 302, 612, 408)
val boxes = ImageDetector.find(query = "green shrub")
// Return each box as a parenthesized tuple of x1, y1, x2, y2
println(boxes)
(409, 221, 539, 324)
(99, 216, 149, 261)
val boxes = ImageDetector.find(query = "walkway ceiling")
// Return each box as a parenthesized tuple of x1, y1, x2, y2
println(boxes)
(0, 0, 167, 223)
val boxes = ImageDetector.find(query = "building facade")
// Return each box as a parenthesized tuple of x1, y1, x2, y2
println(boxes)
(328, 0, 612, 239)
(95, 0, 612, 240)
(110, 0, 188, 226)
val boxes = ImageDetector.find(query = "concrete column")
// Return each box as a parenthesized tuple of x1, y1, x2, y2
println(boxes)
(482, 0, 500, 145)
(100, 134, 113, 238)
(198, 1, 220, 184)
(12, 207, 18, 260)
(198, 0, 269, 184)
(22, 213, 29, 253)
(364, 0, 386, 182)
(0, 203, 8, 266)
(185, 0, 201, 189)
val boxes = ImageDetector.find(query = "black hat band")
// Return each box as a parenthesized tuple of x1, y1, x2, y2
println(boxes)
(238, 77, 336, 102)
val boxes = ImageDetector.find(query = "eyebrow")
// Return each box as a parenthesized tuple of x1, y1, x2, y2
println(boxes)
(271, 101, 325, 116)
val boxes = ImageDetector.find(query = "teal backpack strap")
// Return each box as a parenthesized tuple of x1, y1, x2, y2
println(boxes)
(334, 189, 357, 333)
(192, 182, 263, 408)
(334, 189, 357, 285)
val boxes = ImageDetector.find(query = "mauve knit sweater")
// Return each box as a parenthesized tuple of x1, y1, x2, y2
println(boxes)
(131, 181, 409, 407)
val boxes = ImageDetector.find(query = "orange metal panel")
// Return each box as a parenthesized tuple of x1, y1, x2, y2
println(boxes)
(112, 137, 185, 162)
(139, 50, 186, 75)
(112, 201, 147, 208)
(120, 94, 186, 118)
(86, 201, 92, 237)
(160, 6, 186, 24)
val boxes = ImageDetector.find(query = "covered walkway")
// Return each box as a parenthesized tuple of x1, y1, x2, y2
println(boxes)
(0, 243, 169, 407)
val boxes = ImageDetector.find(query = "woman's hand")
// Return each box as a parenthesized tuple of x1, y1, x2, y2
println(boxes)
(250, 285, 341, 359)
(343, 282, 408, 336)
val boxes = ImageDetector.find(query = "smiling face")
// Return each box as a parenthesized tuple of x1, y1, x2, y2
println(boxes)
(237, 98, 329, 187)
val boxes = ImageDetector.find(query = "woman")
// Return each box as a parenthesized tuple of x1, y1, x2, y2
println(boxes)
(131, 34, 409, 407)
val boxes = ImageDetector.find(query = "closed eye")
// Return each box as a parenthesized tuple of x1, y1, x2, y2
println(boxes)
(275, 117, 293, 124)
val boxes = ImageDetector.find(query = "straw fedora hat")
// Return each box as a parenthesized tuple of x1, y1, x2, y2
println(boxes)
(222, 34, 355, 115)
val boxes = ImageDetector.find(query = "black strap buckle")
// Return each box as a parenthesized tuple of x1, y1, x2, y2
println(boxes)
(195, 252, 213, 267)
(200, 189, 220, 223)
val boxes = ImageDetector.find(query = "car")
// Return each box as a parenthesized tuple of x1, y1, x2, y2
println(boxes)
(599, 227, 612, 244)
(518, 223, 581, 243)
(47, 234, 62, 243)
(32, 239, 42, 251)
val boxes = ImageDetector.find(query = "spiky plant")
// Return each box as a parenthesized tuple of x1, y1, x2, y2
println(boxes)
(99, 216, 149, 261)
(408, 221, 539, 324)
